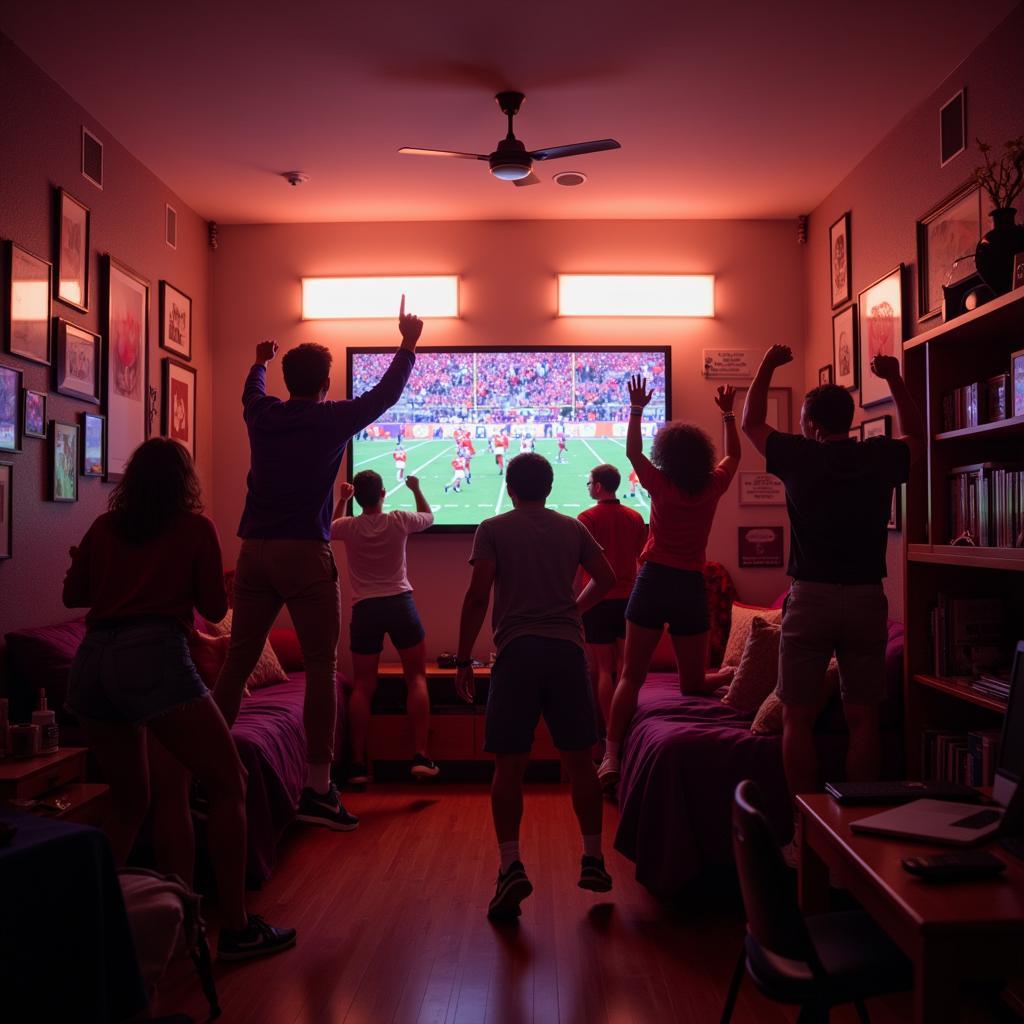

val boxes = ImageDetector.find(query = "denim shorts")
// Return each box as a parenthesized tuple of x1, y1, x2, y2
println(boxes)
(349, 591, 425, 655)
(66, 618, 208, 725)
(625, 561, 709, 636)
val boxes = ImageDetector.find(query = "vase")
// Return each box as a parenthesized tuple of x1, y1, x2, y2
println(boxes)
(975, 207, 1024, 296)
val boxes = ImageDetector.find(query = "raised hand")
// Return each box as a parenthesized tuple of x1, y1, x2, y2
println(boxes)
(628, 374, 654, 408)
(763, 344, 793, 370)
(870, 354, 901, 382)
(405, 474, 420, 490)
(714, 385, 736, 413)
(398, 294, 424, 348)
(338, 481, 355, 503)
(255, 340, 279, 364)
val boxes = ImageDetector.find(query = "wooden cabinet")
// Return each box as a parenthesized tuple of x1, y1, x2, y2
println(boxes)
(0, 747, 110, 825)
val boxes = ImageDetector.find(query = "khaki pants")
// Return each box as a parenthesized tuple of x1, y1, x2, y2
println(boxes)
(214, 539, 341, 765)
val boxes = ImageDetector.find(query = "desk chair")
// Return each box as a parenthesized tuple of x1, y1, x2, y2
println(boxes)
(721, 780, 911, 1023)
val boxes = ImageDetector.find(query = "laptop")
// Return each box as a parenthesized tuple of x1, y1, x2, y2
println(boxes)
(851, 641, 1024, 847)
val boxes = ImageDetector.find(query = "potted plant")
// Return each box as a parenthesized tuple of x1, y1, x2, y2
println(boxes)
(974, 136, 1024, 295)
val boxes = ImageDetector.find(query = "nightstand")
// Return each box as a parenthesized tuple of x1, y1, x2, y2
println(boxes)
(0, 747, 109, 825)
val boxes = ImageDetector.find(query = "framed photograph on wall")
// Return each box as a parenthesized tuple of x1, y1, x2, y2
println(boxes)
(916, 182, 982, 321)
(104, 256, 149, 482)
(0, 363, 23, 453)
(23, 388, 46, 439)
(818, 364, 833, 386)
(829, 212, 851, 308)
(849, 426, 862, 441)
(162, 358, 197, 459)
(858, 265, 904, 408)
(733, 387, 792, 434)
(832, 305, 858, 391)
(159, 281, 192, 360)
(50, 420, 79, 502)
(54, 319, 101, 404)
(0, 461, 11, 559)
(861, 415, 892, 440)
(55, 188, 90, 313)
(81, 411, 105, 477)
(6, 242, 52, 365)
(738, 526, 784, 568)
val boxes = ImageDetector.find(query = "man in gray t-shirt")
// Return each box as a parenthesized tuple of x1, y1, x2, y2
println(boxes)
(456, 453, 616, 921)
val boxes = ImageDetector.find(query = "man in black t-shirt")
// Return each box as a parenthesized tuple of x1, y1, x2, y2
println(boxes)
(742, 345, 923, 813)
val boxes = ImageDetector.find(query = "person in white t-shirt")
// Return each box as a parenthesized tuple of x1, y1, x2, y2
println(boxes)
(331, 471, 437, 784)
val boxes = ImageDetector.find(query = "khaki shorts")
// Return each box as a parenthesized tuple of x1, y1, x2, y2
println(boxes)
(777, 580, 888, 706)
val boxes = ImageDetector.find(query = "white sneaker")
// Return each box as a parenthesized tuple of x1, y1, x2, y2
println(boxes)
(597, 757, 619, 791)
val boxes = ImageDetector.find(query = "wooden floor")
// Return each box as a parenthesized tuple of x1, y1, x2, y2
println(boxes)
(156, 783, 942, 1024)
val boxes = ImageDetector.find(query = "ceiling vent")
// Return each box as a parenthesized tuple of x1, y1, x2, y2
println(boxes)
(165, 204, 177, 249)
(553, 171, 587, 187)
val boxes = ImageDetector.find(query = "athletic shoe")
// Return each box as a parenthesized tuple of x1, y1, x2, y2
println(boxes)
(578, 855, 613, 893)
(487, 861, 533, 921)
(296, 783, 359, 831)
(597, 757, 619, 791)
(347, 762, 371, 786)
(217, 915, 297, 961)
(410, 753, 440, 779)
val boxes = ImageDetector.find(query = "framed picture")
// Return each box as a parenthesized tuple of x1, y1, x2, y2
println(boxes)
(888, 487, 902, 531)
(22, 388, 46, 439)
(55, 188, 90, 313)
(861, 415, 892, 440)
(159, 281, 192, 360)
(738, 526, 784, 568)
(50, 420, 79, 502)
(81, 411, 105, 477)
(54, 318, 101, 404)
(0, 461, 11, 559)
(0, 363, 23, 453)
(832, 305, 858, 391)
(939, 89, 965, 167)
(818, 364, 833, 386)
(829, 212, 851, 308)
(6, 242, 52, 365)
(916, 182, 982, 321)
(162, 358, 197, 459)
(858, 265, 904, 408)
(1013, 252, 1024, 291)
(733, 387, 792, 434)
(849, 426, 862, 441)
(1011, 348, 1024, 419)
(105, 256, 149, 482)
(738, 471, 785, 506)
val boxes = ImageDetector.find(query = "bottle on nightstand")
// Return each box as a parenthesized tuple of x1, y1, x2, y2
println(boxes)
(31, 690, 59, 754)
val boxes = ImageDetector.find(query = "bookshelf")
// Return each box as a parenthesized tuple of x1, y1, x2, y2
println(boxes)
(903, 288, 1024, 778)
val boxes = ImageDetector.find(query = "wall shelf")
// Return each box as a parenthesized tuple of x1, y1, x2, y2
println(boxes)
(934, 414, 1024, 443)
(905, 287, 1024, 352)
(908, 544, 1024, 570)
(912, 673, 1008, 714)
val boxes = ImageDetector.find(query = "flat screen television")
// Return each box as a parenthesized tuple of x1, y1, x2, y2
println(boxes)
(346, 346, 671, 531)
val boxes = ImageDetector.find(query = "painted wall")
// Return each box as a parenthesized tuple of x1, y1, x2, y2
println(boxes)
(0, 34, 213, 642)
(210, 219, 804, 668)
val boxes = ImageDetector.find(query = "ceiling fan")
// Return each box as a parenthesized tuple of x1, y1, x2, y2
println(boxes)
(398, 91, 620, 187)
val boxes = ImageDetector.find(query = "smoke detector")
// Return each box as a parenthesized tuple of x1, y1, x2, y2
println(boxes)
(282, 171, 310, 187)
(553, 170, 587, 187)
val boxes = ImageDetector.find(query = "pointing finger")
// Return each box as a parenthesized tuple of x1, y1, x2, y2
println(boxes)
(400, 293, 405, 319)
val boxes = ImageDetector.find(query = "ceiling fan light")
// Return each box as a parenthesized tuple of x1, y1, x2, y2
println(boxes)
(490, 160, 532, 181)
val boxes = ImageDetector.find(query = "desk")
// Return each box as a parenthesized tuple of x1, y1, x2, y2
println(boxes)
(797, 793, 1024, 1023)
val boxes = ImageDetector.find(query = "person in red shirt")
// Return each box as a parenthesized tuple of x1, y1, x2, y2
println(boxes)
(492, 432, 509, 475)
(445, 455, 468, 493)
(392, 446, 408, 482)
(556, 429, 568, 464)
(598, 378, 741, 789)
(627, 468, 643, 499)
(460, 439, 475, 483)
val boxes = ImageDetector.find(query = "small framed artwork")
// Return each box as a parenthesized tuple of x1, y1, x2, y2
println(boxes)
(858, 265, 904, 408)
(916, 182, 982, 321)
(55, 188, 90, 313)
(0, 363, 23, 453)
(81, 411, 105, 476)
(861, 415, 892, 440)
(162, 357, 197, 460)
(6, 242, 52, 365)
(734, 387, 792, 439)
(1013, 252, 1024, 291)
(50, 420, 79, 502)
(849, 426, 862, 441)
(888, 487, 902, 531)
(1011, 348, 1024, 419)
(738, 526, 784, 568)
(939, 89, 965, 167)
(0, 461, 11, 559)
(829, 212, 851, 308)
(832, 305, 858, 391)
(738, 471, 785, 506)
(818, 364, 833, 386)
(159, 281, 192, 360)
(23, 389, 46, 439)
(54, 318, 102, 404)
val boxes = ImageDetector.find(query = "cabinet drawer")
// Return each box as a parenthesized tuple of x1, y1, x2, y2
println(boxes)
(0, 751, 85, 801)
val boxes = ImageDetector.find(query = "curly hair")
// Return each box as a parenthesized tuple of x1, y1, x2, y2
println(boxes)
(650, 421, 716, 495)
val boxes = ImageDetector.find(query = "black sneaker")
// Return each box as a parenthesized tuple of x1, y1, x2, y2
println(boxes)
(217, 914, 296, 962)
(487, 861, 533, 921)
(296, 783, 359, 831)
(578, 855, 613, 893)
(410, 753, 440, 779)
(347, 762, 371, 786)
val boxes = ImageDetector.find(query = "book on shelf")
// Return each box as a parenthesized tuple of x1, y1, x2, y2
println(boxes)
(942, 375, 1011, 430)
(929, 592, 1007, 677)
(922, 728, 1003, 786)
(947, 461, 1024, 546)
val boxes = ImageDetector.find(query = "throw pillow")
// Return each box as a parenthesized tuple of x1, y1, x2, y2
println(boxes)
(722, 602, 782, 668)
(751, 658, 841, 735)
(722, 616, 781, 715)
(188, 632, 231, 689)
(202, 609, 289, 691)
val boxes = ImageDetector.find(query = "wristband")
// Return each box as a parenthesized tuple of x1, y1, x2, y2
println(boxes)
(629, 406, 644, 416)
(455, 658, 473, 669)
(722, 413, 736, 421)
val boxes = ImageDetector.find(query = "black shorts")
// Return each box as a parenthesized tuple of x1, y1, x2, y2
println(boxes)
(581, 598, 629, 645)
(349, 592, 425, 655)
(484, 636, 599, 754)
(625, 561, 709, 636)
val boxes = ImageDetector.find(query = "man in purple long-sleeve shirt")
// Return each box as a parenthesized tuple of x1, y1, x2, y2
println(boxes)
(214, 299, 422, 830)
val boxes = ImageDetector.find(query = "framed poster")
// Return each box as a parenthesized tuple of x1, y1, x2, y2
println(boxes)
(159, 281, 192, 360)
(829, 212, 851, 308)
(50, 420, 79, 502)
(861, 415, 892, 440)
(23, 389, 46, 439)
(702, 349, 754, 378)
(832, 305, 858, 392)
(54, 319, 102, 404)
(162, 358, 197, 459)
(0, 363, 22, 453)
(818, 364, 833, 386)
(916, 182, 982, 321)
(0, 461, 10, 559)
(738, 471, 785, 506)
(738, 526, 784, 568)
(55, 188, 90, 312)
(104, 256, 149, 482)
(6, 242, 52, 365)
(858, 265, 904, 408)
(734, 387, 792, 434)
(81, 411, 105, 477)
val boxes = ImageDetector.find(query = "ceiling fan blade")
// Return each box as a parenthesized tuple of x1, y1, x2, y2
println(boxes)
(529, 139, 621, 161)
(512, 172, 541, 187)
(397, 148, 488, 160)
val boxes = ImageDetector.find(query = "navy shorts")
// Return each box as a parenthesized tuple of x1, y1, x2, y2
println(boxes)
(66, 618, 208, 725)
(581, 598, 629, 645)
(349, 591, 425, 655)
(485, 636, 599, 754)
(625, 561, 709, 636)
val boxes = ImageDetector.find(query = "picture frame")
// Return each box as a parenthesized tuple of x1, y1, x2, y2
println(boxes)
(832, 305, 858, 391)
(22, 388, 46, 439)
(916, 182, 983, 321)
(939, 89, 966, 168)
(858, 265, 904, 408)
(733, 386, 792, 434)
(6, 242, 52, 365)
(159, 281, 192, 360)
(81, 411, 105, 477)
(1011, 348, 1024, 419)
(849, 426, 862, 441)
(738, 525, 784, 568)
(162, 357, 197, 460)
(54, 318, 102, 405)
(1013, 252, 1024, 291)
(888, 487, 902, 531)
(829, 212, 851, 308)
(104, 256, 150, 482)
(738, 471, 786, 506)
(0, 461, 11, 559)
(818, 364, 833, 387)
(861, 414, 892, 440)
(0, 363, 23, 453)
(55, 188, 90, 313)
(49, 420, 79, 502)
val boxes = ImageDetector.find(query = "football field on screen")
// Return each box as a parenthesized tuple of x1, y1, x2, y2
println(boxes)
(351, 437, 650, 528)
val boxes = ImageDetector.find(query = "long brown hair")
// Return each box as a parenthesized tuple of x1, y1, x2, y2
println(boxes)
(651, 422, 715, 495)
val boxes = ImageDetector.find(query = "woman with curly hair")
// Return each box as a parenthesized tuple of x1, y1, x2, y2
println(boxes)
(63, 437, 295, 961)
(598, 376, 740, 789)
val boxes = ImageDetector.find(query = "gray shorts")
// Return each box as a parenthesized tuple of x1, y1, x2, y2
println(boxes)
(777, 581, 888, 707)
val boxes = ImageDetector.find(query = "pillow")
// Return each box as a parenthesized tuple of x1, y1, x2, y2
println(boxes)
(722, 616, 781, 715)
(722, 603, 782, 668)
(752, 658, 840, 735)
(202, 609, 289, 691)
(188, 632, 231, 688)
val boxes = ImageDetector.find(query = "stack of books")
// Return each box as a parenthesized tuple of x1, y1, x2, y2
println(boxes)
(948, 461, 1024, 546)
(930, 593, 1005, 677)
(941, 373, 1010, 430)
(971, 670, 1012, 704)
(921, 728, 1003, 786)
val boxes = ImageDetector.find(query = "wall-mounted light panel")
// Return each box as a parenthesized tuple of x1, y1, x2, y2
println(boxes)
(557, 274, 715, 317)
(301, 276, 459, 320)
